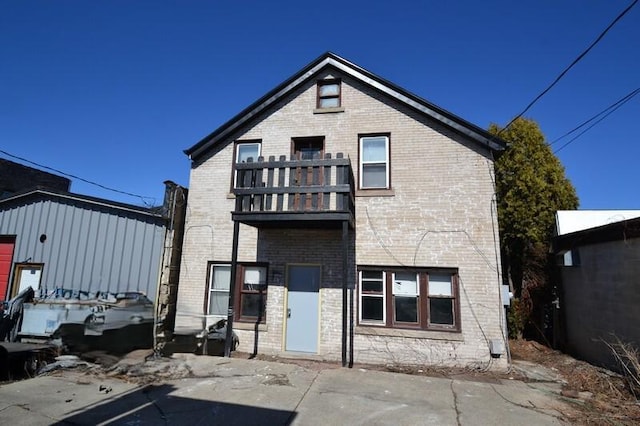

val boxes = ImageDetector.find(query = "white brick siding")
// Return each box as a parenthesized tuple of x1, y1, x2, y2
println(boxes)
(177, 69, 507, 370)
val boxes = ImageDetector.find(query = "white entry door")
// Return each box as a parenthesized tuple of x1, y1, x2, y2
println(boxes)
(285, 265, 320, 353)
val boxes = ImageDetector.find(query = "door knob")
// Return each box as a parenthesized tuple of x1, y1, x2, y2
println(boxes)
(287, 308, 291, 318)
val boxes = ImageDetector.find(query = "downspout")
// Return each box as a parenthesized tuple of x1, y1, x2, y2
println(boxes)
(341, 220, 348, 367)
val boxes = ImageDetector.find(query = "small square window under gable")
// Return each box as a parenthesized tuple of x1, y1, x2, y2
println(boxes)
(315, 78, 344, 113)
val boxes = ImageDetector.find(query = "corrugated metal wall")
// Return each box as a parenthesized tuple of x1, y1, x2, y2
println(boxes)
(0, 194, 166, 299)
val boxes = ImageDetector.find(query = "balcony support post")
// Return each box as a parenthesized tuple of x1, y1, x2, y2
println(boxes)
(341, 219, 348, 367)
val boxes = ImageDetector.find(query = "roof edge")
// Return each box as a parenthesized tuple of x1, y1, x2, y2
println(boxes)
(185, 52, 507, 161)
(0, 188, 164, 218)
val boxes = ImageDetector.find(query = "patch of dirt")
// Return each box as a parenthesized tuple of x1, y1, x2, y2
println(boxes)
(509, 339, 640, 425)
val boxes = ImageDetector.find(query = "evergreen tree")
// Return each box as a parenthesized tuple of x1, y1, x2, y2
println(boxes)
(489, 118, 579, 338)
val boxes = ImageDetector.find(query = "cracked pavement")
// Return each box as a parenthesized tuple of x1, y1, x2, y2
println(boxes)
(0, 354, 572, 425)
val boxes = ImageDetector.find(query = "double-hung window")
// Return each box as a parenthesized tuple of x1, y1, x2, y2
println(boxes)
(206, 262, 268, 322)
(360, 271, 386, 324)
(427, 273, 455, 326)
(237, 265, 268, 321)
(207, 264, 231, 316)
(233, 141, 261, 188)
(317, 79, 341, 108)
(358, 267, 460, 331)
(359, 135, 390, 189)
(393, 272, 419, 324)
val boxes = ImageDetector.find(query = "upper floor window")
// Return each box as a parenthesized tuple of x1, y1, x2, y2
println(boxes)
(359, 135, 390, 189)
(233, 140, 261, 188)
(317, 79, 341, 109)
(358, 267, 460, 331)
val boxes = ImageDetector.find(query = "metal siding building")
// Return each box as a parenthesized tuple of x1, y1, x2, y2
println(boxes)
(0, 189, 166, 300)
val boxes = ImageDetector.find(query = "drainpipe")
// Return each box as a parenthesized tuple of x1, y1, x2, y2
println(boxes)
(225, 219, 241, 357)
(341, 220, 348, 367)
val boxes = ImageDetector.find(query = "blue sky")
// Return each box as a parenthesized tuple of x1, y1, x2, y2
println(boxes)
(1, 1, 638, 209)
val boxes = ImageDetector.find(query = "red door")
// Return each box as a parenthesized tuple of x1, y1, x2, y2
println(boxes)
(0, 237, 16, 301)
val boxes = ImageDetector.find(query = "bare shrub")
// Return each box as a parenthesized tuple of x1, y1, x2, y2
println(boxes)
(603, 337, 640, 399)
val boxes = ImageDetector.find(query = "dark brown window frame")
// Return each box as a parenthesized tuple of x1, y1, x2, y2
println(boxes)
(204, 261, 269, 323)
(358, 133, 391, 191)
(316, 79, 341, 109)
(357, 266, 461, 332)
(230, 139, 262, 192)
(235, 263, 269, 323)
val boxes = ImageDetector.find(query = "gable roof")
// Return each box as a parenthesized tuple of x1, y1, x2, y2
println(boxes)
(0, 187, 164, 219)
(185, 52, 507, 161)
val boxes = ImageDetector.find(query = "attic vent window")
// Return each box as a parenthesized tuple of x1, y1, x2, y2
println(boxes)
(317, 79, 341, 109)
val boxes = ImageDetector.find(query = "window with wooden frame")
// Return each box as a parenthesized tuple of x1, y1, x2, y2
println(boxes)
(232, 140, 261, 189)
(205, 262, 268, 322)
(236, 264, 268, 322)
(358, 267, 460, 331)
(359, 134, 390, 189)
(317, 79, 341, 109)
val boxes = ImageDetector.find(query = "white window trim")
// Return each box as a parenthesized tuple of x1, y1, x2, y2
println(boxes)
(234, 142, 261, 187)
(359, 135, 390, 189)
(208, 264, 231, 317)
(358, 270, 386, 325)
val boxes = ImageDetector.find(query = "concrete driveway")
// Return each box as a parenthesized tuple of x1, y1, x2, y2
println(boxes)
(0, 355, 573, 425)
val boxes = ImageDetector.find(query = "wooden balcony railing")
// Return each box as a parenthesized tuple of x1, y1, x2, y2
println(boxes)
(232, 153, 355, 228)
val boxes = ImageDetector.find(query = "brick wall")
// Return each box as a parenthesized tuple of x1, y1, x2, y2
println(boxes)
(177, 70, 507, 369)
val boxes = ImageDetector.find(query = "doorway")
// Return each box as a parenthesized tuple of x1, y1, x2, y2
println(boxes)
(285, 265, 320, 353)
(0, 237, 15, 300)
(291, 137, 324, 210)
(11, 263, 43, 298)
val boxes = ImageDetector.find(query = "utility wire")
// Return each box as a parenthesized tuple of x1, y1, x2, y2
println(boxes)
(499, 0, 638, 135)
(0, 148, 156, 206)
(550, 87, 640, 147)
(553, 89, 639, 154)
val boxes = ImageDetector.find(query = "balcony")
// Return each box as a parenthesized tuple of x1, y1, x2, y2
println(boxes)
(232, 153, 355, 229)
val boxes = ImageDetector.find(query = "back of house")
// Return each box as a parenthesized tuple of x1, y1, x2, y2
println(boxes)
(177, 52, 508, 369)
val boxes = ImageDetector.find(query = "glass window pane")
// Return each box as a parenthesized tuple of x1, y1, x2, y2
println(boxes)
(319, 97, 340, 108)
(362, 164, 387, 188)
(393, 272, 417, 295)
(237, 143, 260, 163)
(362, 270, 383, 280)
(362, 296, 384, 321)
(208, 291, 229, 316)
(212, 265, 231, 291)
(362, 138, 387, 162)
(395, 296, 418, 323)
(429, 274, 452, 296)
(430, 298, 454, 325)
(319, 83, 339, 97)
(244, 267, 266, 284)
(362, 280, 383, 293)
(241, 293, 266, 318)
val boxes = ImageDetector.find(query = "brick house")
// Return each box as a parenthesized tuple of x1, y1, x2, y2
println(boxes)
(176, 53, 507, 369)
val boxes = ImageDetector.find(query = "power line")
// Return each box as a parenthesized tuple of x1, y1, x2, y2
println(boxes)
(0, 148, 156, 206)
(499, 0, 638, 135)
(553, 88, 639, 153)
(550, 87, 640, 147)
